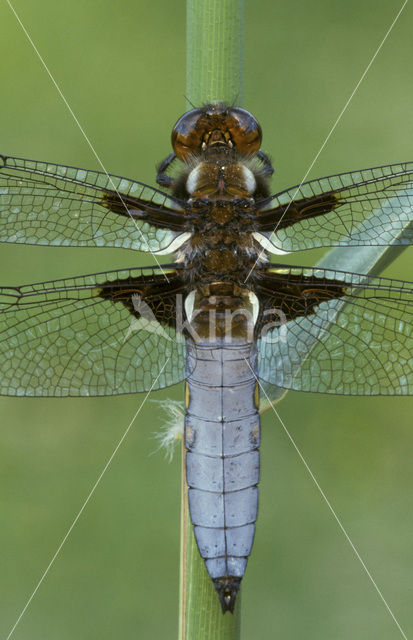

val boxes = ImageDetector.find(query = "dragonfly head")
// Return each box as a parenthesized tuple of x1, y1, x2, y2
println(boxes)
(171, 103, 263, 163)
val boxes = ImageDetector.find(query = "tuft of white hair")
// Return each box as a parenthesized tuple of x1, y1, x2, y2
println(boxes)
(150, 399, 185, 461)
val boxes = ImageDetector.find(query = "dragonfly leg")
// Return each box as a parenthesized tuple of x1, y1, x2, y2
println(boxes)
(156, 152, 176, 187)
(257, 150, 274, 176)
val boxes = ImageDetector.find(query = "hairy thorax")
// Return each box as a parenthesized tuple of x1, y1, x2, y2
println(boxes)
(174, 149, 269, 284)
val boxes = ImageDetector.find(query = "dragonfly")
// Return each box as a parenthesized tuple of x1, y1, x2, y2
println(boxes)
(0, 103, 412, 613)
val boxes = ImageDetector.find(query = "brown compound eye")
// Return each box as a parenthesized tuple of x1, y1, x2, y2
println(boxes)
(224, 107, 262, 156)
(171, 105, 262, 162)
(171, 108, 207, 162)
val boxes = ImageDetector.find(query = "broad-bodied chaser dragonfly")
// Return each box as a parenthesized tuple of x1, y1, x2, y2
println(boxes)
(0, 104, 412, 613)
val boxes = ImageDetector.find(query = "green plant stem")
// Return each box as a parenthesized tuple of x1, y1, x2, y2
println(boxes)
(179, 1, 244, 638)
(186, 0, 244, 106)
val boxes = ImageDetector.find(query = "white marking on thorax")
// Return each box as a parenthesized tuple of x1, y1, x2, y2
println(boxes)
(184, 290, 196, 321)
(186, 165, 202, 195)
(248, 291, 260, 326)
(154, 231, 192, 254)
(241, 165, 256, 194)
(252, 231, 289, 255)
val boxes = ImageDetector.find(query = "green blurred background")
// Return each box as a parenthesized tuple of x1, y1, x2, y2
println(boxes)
(0, 1, 412, 638)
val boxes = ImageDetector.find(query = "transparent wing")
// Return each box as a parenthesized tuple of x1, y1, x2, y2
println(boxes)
(0, 155, 188, 254)
(0, 267, 188, 396)
(255, 162, 413, 253)
(256, 267, 413, 395)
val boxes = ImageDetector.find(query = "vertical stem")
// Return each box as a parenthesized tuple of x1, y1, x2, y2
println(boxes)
(179, 1, 244, 638)
(186, 0, 244, 106)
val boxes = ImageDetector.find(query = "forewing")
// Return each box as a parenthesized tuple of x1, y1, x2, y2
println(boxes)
(0, 155, 188, 254)
(255, 162, 413, 253)
(0, 267, 188, 396)
(256, 267, 413, 395)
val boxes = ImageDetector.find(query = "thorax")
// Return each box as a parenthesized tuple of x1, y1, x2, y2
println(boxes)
(175, 150, 266, 283)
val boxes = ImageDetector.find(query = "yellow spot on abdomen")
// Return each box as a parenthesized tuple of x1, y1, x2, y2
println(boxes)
(254, 382, 259, 408)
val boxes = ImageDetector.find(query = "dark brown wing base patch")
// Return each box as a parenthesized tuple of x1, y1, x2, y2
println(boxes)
(256, 193, 339, 231)
(254, 269, 348, 334)
(98, 270, 189, 330)
(101, 190, 188, 231)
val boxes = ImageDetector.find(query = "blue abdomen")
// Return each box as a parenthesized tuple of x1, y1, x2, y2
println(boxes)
(184, 338, 260, 613)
